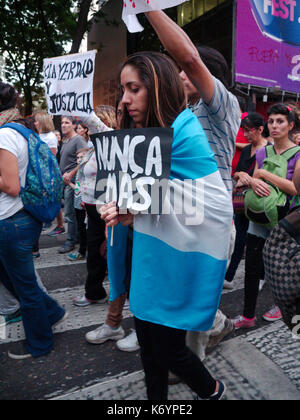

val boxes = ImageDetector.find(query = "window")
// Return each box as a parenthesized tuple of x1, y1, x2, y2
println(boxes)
(177, 0, 226, 26)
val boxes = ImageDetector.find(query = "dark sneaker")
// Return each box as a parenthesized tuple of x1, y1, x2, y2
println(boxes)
(195, 380, 226, 401)
(8, 341, 32, 360)
(2, 310, 22, 326)
(168, 371, 182, 385)
(58, 244, 75, 254)
(48, 226, 66, 237)
(52, 311, 69, 329)
(207, 381, 226, 400)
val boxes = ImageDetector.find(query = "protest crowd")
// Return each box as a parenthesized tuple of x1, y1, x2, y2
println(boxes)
(1, 5, 300, 401)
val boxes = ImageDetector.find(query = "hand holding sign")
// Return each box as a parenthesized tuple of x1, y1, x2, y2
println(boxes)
(100, 202, 121, 227)
(91, 127, 173, 213)
(122, 0, 189, 32)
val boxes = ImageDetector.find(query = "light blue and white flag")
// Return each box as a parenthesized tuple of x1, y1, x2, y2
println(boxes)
(107, 108, 233, 331)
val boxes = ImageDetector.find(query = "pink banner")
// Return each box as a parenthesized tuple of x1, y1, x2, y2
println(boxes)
(235, 0, 300, 94)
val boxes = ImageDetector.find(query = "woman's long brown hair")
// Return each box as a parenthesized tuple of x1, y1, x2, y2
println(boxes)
(119, 51, 187, 129)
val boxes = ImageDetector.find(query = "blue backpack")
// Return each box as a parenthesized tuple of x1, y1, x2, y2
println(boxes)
(1, 123, 64, 223)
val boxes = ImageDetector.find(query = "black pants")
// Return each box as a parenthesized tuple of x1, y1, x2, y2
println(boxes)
(75, 208, 87, 256)
(85, 205, 107, 300)
(225, 214, 249, 283)
(134, 317, 216, 400)
(244, 233, 266, 319)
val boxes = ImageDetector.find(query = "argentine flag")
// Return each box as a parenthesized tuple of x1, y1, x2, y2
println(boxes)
(107, 108, 233, 331)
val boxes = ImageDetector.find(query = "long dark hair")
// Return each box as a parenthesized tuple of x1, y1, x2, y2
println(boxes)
(119, 51, 186, 129)
(0, 82, 18, 112)
(76, 120, 89, 139)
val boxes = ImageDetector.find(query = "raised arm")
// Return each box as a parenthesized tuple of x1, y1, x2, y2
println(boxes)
(145, 10, 214, 104)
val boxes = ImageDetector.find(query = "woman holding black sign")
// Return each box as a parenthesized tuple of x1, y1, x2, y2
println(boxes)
(100, 51, 233, 400)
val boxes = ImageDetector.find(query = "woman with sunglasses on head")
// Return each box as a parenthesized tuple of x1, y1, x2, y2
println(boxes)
(101, 51, 233, 400)
(232, 104, 300, 329)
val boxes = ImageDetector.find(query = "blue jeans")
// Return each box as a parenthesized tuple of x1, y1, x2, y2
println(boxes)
(0, 210, 65, 357)
(64, 185, 78, 247)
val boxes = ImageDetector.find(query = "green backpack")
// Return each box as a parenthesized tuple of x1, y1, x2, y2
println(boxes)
(244, 145, 300, 229)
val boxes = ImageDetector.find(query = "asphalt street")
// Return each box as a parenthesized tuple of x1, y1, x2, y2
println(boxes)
(0, 226, 299, 401)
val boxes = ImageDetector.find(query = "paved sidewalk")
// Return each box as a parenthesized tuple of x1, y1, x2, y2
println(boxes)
(52, 321, 300, 401)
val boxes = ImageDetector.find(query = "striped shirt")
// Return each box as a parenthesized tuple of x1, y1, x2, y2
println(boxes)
(189, 77, 240, 192)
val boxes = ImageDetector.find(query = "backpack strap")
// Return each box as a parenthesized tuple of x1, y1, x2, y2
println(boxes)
(265, 145, 275, 158)
(281, 146, 300, 161)
(265, 145, 300, 161)
(1, 122, 36, 141)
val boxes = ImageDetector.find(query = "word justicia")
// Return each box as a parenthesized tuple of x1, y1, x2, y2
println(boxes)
(94, 175, 205, 226)
(48, 91, 93, 114)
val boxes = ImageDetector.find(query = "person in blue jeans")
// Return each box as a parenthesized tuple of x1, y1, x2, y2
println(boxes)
(0, 81, 67, 359)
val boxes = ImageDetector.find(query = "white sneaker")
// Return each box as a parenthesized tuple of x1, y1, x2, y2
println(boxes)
(73, 295, 107, 307)
(223, 280, 234, 290)
(85, 323, 125, 344)
(116, 329, 140, 352)
(259, 280, 265, 292)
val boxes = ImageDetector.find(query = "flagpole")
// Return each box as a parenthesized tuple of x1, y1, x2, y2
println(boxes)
(110, 226, 114, 247)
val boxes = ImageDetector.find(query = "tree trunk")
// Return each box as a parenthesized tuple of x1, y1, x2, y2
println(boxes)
(24, 88, 33, 116)
(69, 0, 93, 54)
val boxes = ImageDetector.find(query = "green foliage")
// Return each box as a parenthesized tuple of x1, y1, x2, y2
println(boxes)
(0, 0, 97, 114)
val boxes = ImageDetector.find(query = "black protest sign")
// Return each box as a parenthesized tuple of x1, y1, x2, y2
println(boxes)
(43, 50, 96, 116)
(91, 127, 173, 213)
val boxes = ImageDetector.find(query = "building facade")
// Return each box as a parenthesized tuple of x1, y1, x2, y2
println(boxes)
(88, 0, 299, 110)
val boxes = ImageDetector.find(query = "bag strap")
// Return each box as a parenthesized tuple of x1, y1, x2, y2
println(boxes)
(265, 145, 275, 158)
(265, 145, 300, 161)
(0, 122, 33, 140)
(281, 146, 300, 161)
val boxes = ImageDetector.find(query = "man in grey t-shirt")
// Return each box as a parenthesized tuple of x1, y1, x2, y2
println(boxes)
(58, 116, 86, 254)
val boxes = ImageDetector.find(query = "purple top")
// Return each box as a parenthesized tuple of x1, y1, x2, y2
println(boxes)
(256, 146, 300, 181)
